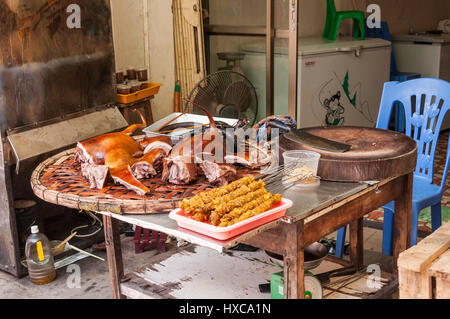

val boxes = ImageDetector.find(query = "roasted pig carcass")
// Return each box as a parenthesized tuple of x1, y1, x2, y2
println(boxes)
(161, 156, 198, 185)
(199, 161, 237, 185)
(161, 105, 224, 185)
(75, 110, 172, 195)
(80, 163, 109, 190)
(140, 135, 172, 154)
(224, 147, 272, 169)
(195, 153, 237, 185)
(161, 104, 272, 185)
(131, 148, 166, 179)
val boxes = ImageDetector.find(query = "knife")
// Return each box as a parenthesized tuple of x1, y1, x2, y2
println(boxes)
(315, 266, 357, 284)
(284, 129, 351, 153)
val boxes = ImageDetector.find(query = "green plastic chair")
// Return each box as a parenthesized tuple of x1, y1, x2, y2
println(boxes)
(323, 0, 365, 40)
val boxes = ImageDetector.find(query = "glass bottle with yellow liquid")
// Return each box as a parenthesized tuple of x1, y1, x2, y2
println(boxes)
(25, 225, 56, 285)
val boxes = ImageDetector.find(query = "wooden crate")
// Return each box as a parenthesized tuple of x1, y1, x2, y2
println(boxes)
(398, 222, 450, 299)
(116, 83, 161, 104)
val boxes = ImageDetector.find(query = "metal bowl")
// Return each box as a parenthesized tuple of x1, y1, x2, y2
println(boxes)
(266, 242, 328, 270)
(217, 52, 246, 61)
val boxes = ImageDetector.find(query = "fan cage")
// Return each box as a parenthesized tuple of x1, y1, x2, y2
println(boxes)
(184, 70, 258, 126)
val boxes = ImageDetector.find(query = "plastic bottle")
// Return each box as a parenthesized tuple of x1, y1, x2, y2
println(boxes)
(174, 80, 181, 112)
(25, 225, 56, 285)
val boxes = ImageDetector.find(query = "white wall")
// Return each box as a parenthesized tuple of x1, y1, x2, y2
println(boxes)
(110, 0, 175, 122)
(110, 0, 147, 71)
(147, 0, 176, 121)
(207, 0, 365, 72)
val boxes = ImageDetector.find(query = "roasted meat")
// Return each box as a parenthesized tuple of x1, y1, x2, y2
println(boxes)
(75, 109, 172, 195)
(161, 156, 198, 185)
(224, 141, 272, 168)
(195, 153, 236, 185)
(80, 163, 109, 189)
(131, 148, 166, 179)
(140, 135, 172, 155)
(199, 160, 237, 185)
(161, 104, 225, 185)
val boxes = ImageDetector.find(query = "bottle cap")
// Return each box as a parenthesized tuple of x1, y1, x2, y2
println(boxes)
(31, 225, 39, 234)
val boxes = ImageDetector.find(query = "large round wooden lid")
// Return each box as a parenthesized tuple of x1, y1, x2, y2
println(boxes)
(279, 126, 417, 182)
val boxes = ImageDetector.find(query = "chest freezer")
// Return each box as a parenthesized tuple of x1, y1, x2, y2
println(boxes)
(240, 37, 391, 128)
(392, 33, 450, 130)
(392, 33, 450, 81)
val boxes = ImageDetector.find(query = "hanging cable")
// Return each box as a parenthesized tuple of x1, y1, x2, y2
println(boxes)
(70, 211, 103, 238)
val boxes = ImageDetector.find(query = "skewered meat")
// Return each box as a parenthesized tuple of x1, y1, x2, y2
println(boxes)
(207, 179, 265, 225)
(218, 192, 281, 227)
(75, 109, 172, 195)
(220, 193, 282, 227)
(179, 176, 254, 214)
(181, 176, 281, 226)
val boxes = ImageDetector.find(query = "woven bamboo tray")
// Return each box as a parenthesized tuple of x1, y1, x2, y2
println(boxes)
(31, 149, 259, 215)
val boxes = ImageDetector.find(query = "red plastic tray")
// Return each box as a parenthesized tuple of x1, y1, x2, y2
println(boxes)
(169, 198, 293, 241)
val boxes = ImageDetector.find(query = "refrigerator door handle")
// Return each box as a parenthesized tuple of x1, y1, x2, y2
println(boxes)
(336, 45, 363, 57)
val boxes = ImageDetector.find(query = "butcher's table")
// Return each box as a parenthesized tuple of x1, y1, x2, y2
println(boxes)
(96, 173, 412, 299)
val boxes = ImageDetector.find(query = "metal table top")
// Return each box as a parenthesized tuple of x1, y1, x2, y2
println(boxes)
(98, 180, 372, 253)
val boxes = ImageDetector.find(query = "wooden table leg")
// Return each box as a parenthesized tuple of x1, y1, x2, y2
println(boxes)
(392, 173, 413, 271)
(144, 99, 154, 125)
(283, 221, 305, 299)
(349, 217, 364, 269)
(103, 215, 125, 299)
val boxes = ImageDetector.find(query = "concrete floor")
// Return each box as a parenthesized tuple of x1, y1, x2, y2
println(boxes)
(0, 227, 418, 299)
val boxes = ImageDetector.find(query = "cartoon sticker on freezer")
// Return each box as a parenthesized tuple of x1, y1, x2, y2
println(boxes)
(324, 91, 345, 126)
(313, 71, 373, 126)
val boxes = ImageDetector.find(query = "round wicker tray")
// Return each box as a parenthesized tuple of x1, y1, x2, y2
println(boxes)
(31, 149, 258, 214)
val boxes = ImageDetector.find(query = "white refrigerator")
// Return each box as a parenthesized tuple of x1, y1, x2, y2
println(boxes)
(392, 33, 450, 81)
(392, 33, 450, 131)
(240, 37, 391, 128)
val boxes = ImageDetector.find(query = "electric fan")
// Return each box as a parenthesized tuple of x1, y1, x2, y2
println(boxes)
(184, 70, 258, 126)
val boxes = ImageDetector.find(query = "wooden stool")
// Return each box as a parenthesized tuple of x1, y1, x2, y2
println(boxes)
(134, 226, 167, 253)
(117, 96, 154, 125)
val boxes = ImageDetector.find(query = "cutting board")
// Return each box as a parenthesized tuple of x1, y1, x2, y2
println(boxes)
(279, 126, 417, 182)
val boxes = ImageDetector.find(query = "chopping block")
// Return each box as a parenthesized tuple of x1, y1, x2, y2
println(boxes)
(279, 126, 417, 182)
